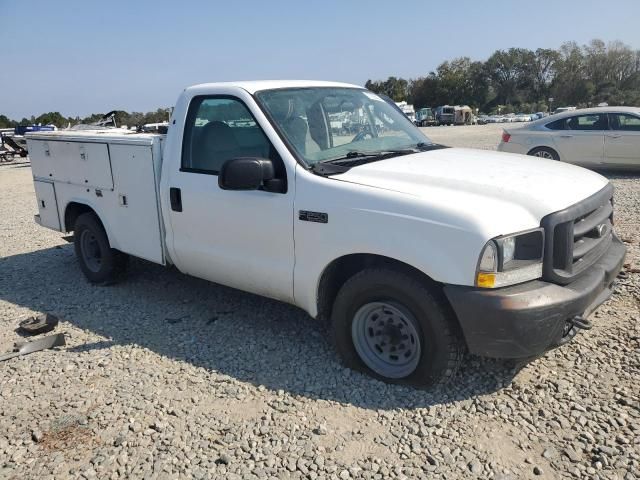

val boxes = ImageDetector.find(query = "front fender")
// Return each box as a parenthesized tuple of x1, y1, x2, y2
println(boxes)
(292, 194, 487, 317)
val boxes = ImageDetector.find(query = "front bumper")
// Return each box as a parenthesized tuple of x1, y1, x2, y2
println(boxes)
(443, 234, 626, 359)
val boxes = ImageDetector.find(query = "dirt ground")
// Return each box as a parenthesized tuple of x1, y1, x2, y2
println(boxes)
(420, 122, 505, 149)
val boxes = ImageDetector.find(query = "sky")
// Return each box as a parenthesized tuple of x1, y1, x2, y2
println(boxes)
(1, 0, 640, 119)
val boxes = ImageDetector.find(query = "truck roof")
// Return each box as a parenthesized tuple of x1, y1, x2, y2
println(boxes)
(186, 80, 362, 94)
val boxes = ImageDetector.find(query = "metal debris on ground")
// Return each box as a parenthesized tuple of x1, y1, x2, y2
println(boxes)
(18, 313, 59, 335)
(0, 333, 66, 362)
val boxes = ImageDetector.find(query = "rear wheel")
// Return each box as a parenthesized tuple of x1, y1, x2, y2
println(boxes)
(74, 212, 128, 285)
(528, 146, 559, 160)
(331, 268, 464, 387)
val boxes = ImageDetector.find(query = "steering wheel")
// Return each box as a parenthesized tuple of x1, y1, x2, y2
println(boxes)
(352, 126, 374, 142)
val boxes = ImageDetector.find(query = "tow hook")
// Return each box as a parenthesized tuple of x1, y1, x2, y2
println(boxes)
(569, 316, 593, 331)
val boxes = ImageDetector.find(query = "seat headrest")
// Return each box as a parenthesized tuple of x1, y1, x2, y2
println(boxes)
(200, 121, 237, 151)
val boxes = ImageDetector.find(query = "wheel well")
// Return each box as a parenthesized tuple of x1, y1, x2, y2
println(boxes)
(64, 202, 96, 232)
(316, 254, 441, 322)
(527, 146, 558, 156)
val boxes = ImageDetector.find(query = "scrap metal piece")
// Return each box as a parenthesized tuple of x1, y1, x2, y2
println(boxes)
(18, 313, 59, 335)
(0, 333, 65, 362)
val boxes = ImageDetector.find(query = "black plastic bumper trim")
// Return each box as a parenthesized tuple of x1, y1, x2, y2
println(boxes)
(443, 234, 626, 359)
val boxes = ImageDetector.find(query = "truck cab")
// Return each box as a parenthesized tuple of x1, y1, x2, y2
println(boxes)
(27, 81, 625, 387)
(415, 108, 436, 127)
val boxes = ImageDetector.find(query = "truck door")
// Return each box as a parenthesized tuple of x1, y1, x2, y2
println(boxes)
(165, 96, 294, 303)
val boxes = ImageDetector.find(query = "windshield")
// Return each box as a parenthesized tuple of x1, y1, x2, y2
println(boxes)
(255, 87, 432, 165)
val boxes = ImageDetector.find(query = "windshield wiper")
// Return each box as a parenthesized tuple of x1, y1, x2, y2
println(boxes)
(309, 162, 350, 176)
(309, 146, 447, 176)
(416, 142, 449, 151)
(321, 149, 418, 166)
(308, 150, 415, 176)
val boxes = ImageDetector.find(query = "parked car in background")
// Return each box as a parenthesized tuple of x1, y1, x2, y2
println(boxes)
(553, 106, 576, 115)
(498, 106, 640, 169)
(415, 107, 437, 126)
(476, 115, 489, 125)
(515, 114, 532, 122)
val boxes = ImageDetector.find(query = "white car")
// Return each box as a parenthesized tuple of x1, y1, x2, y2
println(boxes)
(553, 107, 577, 115)
(498, 107, 640, 169)
(25, 81, 625, 387)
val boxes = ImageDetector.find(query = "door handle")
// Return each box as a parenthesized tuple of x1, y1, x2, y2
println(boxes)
(170, 187, 182, 212)
(559, 134, 573, 138)
(606, 134, 622, 139)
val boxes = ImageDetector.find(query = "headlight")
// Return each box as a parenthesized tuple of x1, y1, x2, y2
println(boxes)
(476, 228, 544, 288)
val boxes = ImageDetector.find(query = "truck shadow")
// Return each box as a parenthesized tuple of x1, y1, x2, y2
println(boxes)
(0, 244, 520, 410)
(599, 170, 640, 180)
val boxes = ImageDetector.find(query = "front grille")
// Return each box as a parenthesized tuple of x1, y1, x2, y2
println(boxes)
(541, 184, 614, 284)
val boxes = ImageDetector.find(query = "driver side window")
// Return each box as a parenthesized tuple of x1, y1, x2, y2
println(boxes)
(181, 96, 280, 175)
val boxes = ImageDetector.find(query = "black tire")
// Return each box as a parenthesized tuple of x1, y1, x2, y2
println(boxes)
(527, 146, 559, 160)
(330, 268, 464, 387)
(74, 212, 128, 285)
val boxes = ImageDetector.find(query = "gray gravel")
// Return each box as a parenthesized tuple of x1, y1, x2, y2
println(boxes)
(1, 126, 639, 479)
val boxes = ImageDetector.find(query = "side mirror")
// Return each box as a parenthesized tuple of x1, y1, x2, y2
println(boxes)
(218, 157, 276, 191)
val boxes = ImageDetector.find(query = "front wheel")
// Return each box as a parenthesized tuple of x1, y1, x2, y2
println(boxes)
(74, 212, 128, 285)
(331, 268, 464, 387)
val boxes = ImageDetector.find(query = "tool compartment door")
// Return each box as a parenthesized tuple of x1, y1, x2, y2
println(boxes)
(107, 143, 164, 264)
(33, 181, 61, 230)
(29, 140, 114, 189)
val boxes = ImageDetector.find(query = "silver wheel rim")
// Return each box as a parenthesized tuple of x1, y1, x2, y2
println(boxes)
(80, 229, 102, 273)
(351, 302, 422, 379)
(534, 150, 554, 159)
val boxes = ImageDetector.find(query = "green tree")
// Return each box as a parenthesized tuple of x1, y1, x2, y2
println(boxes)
(485, 48, 536, 105)
(529, 48, 560, 102)
(365, 77, 409, 101)
(551, 42, 593, 106)
(34, 112, 69, 128)
(0, 115, 17, 128)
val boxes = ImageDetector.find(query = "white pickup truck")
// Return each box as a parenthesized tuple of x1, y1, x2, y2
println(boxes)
(27, 81, 626, 387)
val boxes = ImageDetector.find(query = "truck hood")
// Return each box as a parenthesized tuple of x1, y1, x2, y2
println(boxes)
(334, 148, 609, 222)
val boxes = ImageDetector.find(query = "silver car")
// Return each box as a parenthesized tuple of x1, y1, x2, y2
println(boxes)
(498, 106, 640, 169)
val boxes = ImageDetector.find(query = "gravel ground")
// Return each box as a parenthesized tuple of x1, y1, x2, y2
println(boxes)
(1, 125, 639, 480)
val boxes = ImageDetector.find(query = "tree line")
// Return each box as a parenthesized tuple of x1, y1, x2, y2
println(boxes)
(0, 109, 171, 130)
(365, 39, 640, 114)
